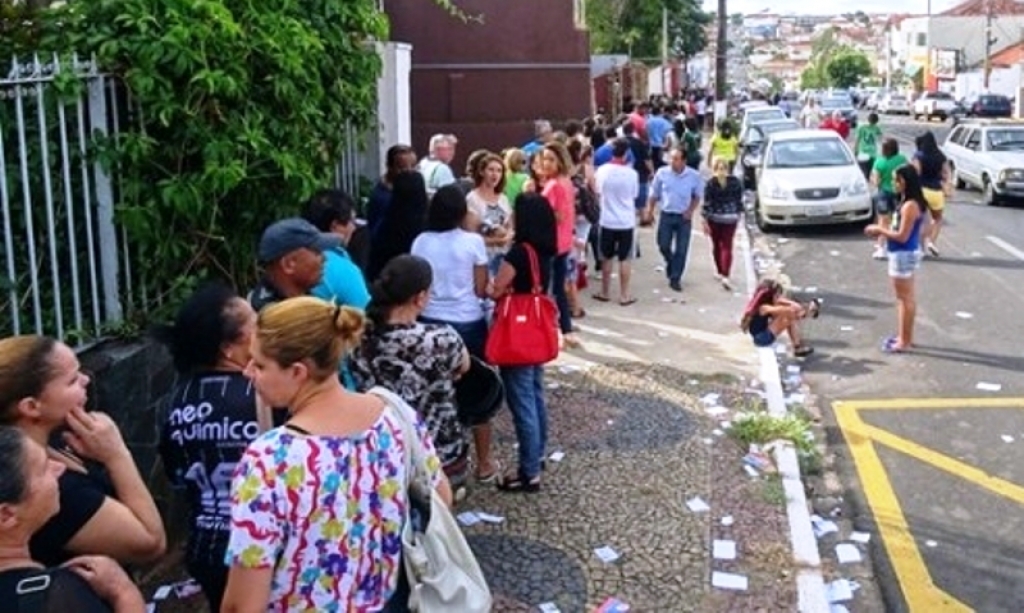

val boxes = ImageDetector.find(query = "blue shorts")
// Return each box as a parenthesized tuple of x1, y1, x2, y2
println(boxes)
(887, 250, 921, 279)
(874, 191, 898, 215)
(751, 329, 776, 347)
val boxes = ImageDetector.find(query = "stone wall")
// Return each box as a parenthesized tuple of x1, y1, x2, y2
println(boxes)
(78, 338, 188, 542)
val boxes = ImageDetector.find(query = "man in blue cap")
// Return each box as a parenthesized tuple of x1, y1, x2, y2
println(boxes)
(248, 217, 340, 311)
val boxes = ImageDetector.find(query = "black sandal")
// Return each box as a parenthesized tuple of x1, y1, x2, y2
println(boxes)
(496, 471, 541, 493)
(794, 345, 815, 357)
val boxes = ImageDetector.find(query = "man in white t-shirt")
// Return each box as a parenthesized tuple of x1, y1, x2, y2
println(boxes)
(417, 133, 458, 197)
(593, 138, 640, 305)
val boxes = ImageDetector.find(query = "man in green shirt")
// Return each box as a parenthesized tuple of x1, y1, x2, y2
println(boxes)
(869, 137, 908, 259)
(855, 112, 883, 179)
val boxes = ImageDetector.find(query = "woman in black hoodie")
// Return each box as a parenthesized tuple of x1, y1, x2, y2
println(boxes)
(702, 157, 744, 291)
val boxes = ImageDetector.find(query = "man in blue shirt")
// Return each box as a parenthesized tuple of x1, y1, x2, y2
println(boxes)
(645, 148, 704, 292)
(302, 189, 371, 310)
(645, 106, 673, 170)
(594, 125, 636, 167)
(521, 119, 553, 157)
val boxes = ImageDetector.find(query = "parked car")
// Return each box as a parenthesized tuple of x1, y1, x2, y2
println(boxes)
(820, 95, 858, 128)
(962, 94, 1013, 119)
(912, 91, 956, 121)
(943, 119, 1024, 205)
(753, 129, 873, 230)
(864, 90, 886, 111)
(739, 105, 787, 134)
(879, 93, 910, 115)
(739, 118, 800, 190)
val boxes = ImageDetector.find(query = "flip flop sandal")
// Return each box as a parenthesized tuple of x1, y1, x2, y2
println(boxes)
(592, 294, 610, 302)
(881, 337, 905, 354)
(794, 345, 815, 357)
(620, 297, 637, 306)
(475, 460, 502, 484)
(807, 298, 822, 319)
(496, 472, 541, 493)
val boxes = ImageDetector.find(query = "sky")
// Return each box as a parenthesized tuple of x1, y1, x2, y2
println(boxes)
(700, 0, 963, 16)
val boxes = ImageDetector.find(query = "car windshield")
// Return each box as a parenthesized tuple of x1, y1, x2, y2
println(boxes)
(986, 128, 1024, 151)
(747, 109, 784, 122)
(821, 98, 851, 110)
(767, 138, 853, 168)
(760, 121, 799, 134)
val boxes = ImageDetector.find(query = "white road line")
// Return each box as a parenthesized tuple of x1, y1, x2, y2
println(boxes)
(986, 235, 1024, 261)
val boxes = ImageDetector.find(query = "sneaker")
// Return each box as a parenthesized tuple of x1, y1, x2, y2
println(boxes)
(926, 242, 940, 257)
(721, 277, 732, 291)
(872, 245, 886, 260)
(669, 279, 683, 292)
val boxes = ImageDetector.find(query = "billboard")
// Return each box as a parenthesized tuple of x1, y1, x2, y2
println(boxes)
(931, 48, 958, 79)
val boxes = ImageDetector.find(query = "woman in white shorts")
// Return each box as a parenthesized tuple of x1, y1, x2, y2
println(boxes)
(865, 165, 927, 354)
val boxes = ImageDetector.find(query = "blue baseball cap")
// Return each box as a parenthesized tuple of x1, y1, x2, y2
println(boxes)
(258, 218, 341, 263)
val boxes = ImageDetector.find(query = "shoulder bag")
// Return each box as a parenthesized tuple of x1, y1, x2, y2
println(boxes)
(370, 388, 493, 613)
(484, 243, 559, 367)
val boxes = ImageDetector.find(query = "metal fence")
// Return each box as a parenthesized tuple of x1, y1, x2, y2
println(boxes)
(0, 54, 124, 342)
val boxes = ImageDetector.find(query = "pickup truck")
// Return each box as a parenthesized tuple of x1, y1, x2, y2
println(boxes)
(913, 91, 956, 122)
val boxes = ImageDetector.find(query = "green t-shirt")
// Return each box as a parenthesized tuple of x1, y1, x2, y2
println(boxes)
(872, 153, 908, 194)
(856, 124, 882, 158)
(684, 131, 702, 164)
(504, 172, 529, 205)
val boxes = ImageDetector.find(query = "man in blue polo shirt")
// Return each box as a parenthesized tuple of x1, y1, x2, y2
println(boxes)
(645, 147, 704, 292)
(645, 106, 673, 170)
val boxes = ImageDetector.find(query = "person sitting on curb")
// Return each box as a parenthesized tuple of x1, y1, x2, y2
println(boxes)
(248, 217, 341, 312)
(740, 279, 820, 357)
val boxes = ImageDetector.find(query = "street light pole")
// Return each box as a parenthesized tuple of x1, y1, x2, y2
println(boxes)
(662, 6, 670, 96)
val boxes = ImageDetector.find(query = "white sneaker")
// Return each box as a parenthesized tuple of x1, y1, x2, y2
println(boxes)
(872, 245, 886, 260)
(926, 242, 940, 257)
(721, 277, 733, 291)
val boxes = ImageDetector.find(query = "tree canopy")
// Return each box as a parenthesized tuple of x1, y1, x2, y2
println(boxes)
(800, 28, 873, 89)
(587, 0, 711, 60)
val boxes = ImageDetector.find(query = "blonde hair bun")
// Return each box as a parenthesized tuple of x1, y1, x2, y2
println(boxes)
(333, 305, 365, 340)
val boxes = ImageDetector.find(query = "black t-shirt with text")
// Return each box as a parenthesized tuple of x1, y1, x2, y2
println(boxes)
(159, 371, 259, 568)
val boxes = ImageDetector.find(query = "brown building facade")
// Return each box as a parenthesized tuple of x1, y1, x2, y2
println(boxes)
(384, 0, 591, 170)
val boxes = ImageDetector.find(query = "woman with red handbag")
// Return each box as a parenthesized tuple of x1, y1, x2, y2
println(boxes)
(487, 193, 559, 493)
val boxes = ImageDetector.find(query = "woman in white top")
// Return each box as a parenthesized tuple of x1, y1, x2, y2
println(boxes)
(411, 185, 500, 482)
(465, 152, 514, 276)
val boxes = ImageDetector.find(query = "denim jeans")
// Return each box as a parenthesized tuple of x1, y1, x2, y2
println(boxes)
(501, 365, 548, 478)
(551, 253, 572, 334)
(657, 212, 692, 284)
(419, 316, 488, 359)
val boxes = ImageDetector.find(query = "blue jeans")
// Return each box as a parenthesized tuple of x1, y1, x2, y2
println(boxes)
(419, 316, 488, 359)
(501, 365, 548, 478)
(551, 253, 572, 334)
(657, 213, 692, 284)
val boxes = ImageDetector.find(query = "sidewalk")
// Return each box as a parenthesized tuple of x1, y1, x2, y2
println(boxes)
(142, 226, 808, 612)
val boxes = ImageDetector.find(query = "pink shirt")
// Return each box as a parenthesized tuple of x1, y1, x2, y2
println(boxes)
(543, 177, 576, 255)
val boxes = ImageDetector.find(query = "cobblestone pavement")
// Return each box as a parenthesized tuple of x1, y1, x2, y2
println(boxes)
(140, 227, 801, 612)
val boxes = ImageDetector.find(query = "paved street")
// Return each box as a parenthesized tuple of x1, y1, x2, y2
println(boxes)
(141, 226, 807, 612)
(765, 112, 1024, 612)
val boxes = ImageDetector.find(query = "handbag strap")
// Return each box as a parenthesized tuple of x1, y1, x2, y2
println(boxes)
(368, 387, 422, 517)
(522, 243, 542, 294)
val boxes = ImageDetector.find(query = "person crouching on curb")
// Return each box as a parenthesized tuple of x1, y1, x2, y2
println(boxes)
(740, 279, 820, 357)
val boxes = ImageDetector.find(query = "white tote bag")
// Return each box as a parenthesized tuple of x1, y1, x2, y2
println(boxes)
(370, 388, 493, 613)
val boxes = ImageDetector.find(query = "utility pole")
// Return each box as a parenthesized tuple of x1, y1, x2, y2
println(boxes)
(984, 0, 997, 90)
(662, 6, 670, 96)
(715, 0, 728, 101)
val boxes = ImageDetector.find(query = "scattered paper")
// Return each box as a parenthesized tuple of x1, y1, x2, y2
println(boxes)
(830, 606, 851, 613)
(925, 539, 938, 547)
(701, 393, 721, 405)
(850, 531, 871, 544)
(702, 437, 713, 445)
(786, 365, 801, 375)
(778, 238, 790, 244)
(686, 496, 711, 513)
(720, 420, 732, 429)
(811, 514, 839, 538)
(594, 597, 631, 612)
(829, 250, 841, 256)
(558, 364, 582, 374)
(955, 311, 974, 319)
(977, 382, 1003, 392)
(712, 428, 724, 436)
(711, 571, 748, 591)
(721, 515, 734, 526)
(546, 382, 561, 390)
(970, 251, 983, 257)
(786, 393, 806, 405)
(549, 451, 566, 462)
(654, 265, 665, 272)
(839, 325, 854, 332)
(836, 543, 862, 564)
(457, 512, 481, 526)
(713, 539, 737, 560)
(146, 604, 157, 613)
(538, 603, 561, 613)
(174, 581, 202, 599)
(774, 344, 787, 355)
(688, 379, 699, 385)
(606, 419, 614, 425)
(153, 586, 173, 601)
(476, 512, 505, 524)
(1002, 435, 1015, 443)
(826, 579, 854, 603)
(743, 465, 760, 478)
(805, 286, 819, 293)
(594, 545, 621, 564)
(661, 297, 675, 303)
(656, 331, 669, 337)
(706, 406, 728, 416)
(652, 289, 661, 294)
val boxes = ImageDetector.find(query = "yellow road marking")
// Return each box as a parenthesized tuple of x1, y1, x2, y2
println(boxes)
(834, 401, 972, 612)
(840, 398, 1024, 411)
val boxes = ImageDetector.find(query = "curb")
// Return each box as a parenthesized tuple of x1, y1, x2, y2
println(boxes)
(738, 225, 831, 613)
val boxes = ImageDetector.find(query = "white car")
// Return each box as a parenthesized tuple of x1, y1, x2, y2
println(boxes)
(943, 119, 1024, 205)
(753, 130, 873, 230)
(912, 91, 956, 121)
(879, 93, 910, 115)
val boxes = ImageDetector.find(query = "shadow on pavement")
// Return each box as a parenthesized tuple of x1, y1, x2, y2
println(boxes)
(905, 344, 1024, 373)
(925, 256, 1024, 271)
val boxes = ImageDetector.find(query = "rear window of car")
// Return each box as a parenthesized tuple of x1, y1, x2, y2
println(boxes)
(928, 92, 954, 100)
(980, 95, 1010, 105)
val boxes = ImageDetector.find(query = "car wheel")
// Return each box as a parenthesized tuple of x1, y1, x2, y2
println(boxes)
(983, 176, 1000, 206)
(938, 113, 947, 122)
(951, 165, 966, 190)
(754, 198, 775, 233)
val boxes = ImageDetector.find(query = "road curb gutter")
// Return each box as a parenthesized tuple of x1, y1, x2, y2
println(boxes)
(739, 226, 831, 613)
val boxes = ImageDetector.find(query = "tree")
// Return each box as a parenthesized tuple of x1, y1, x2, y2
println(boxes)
(586, 0, 709, 60)
(826, 51, 872, 88)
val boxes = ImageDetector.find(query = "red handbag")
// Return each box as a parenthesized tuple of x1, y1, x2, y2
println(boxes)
(484, 243, 560, 367)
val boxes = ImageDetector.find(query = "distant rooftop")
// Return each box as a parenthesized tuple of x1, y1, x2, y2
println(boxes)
(942, 0, 1024, 15)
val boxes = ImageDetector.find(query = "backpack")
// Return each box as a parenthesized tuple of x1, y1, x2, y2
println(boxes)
(572, 174, 600, 225)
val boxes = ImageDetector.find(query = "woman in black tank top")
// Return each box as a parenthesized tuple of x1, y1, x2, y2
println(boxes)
(912, 131, 949, 256)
